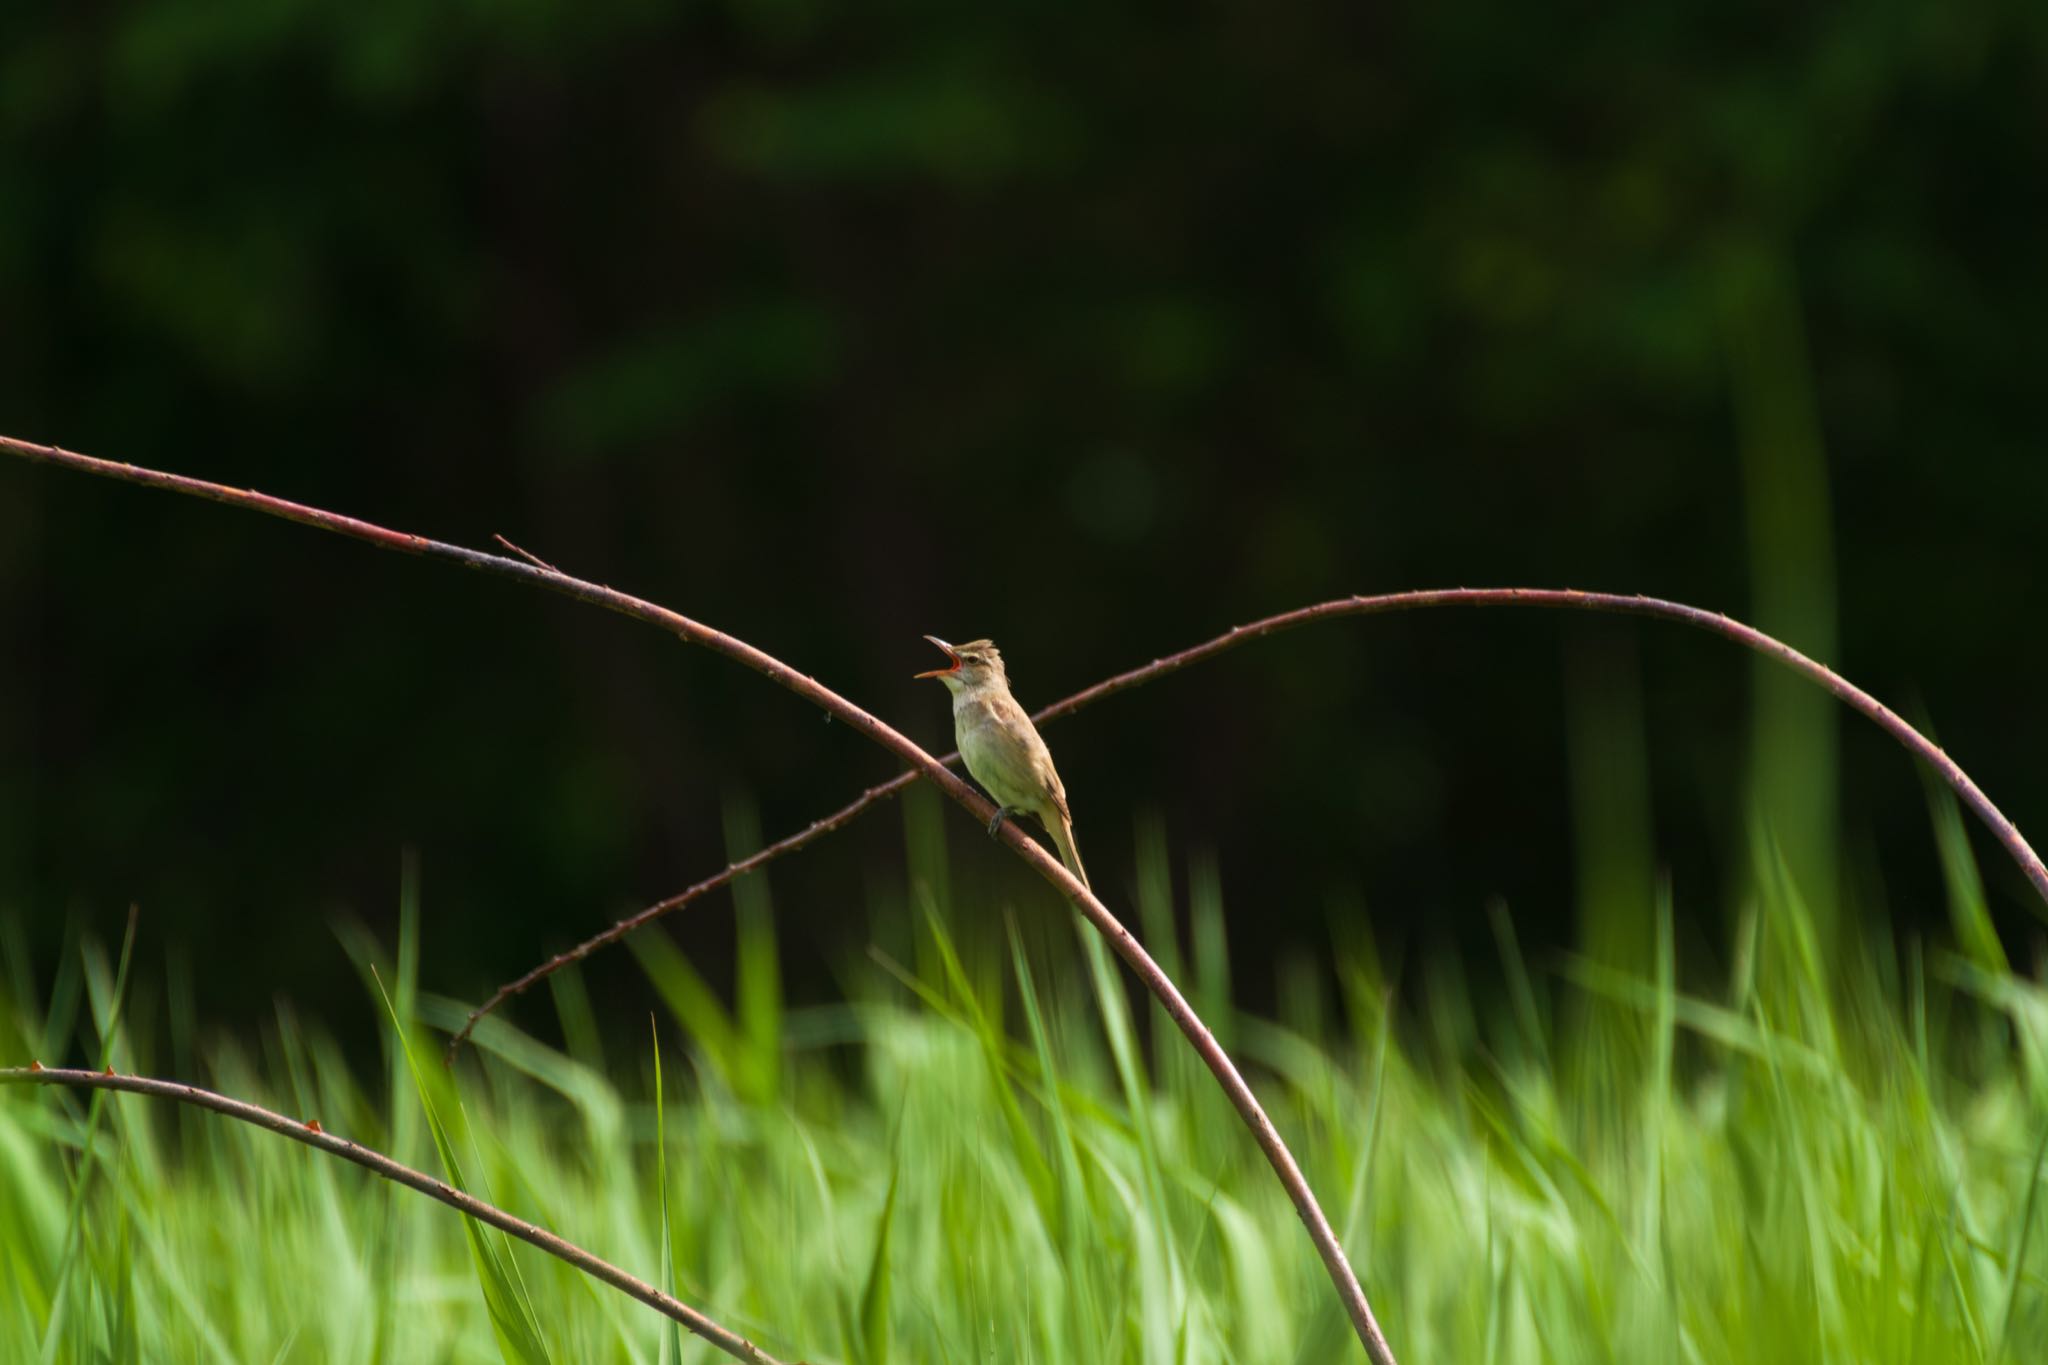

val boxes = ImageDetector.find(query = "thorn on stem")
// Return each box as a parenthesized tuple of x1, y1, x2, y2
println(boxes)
(492, 533, 559, 574)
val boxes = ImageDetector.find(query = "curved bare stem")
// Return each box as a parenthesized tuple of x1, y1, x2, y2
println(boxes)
(2, 434, 1402, 1363)
(457, 592, 2048, 1056)
(447, 767, 942, 1060)
(1042, 589, 2048, 905)
(0, 1065, 788, 1364)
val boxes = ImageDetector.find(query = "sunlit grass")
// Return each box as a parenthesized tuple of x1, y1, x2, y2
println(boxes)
(4, 790, 2047, 1363)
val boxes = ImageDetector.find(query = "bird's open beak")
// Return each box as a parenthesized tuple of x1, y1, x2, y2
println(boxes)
(914, 635, 961, 679)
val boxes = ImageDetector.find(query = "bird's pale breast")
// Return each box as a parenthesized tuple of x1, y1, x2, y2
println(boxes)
(955, 695, 1059, 812)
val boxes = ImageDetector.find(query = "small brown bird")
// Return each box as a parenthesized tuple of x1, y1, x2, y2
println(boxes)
(916, 636, 1090, 890)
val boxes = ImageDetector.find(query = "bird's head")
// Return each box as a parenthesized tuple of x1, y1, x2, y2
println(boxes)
(915, 636, 1005, 694)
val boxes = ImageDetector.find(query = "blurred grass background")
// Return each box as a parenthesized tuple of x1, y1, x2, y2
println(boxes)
(5, 784, 2048, 1363)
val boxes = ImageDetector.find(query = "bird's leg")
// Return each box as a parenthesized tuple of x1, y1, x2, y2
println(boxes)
(987, 806, 1020, 839)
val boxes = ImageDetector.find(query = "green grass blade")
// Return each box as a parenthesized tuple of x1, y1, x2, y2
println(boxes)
(857, 1161, 899, 1365)
(373, 968, 554, 1365)
(651, 1017, 684, 1365)
(628, 928, 744, 1094)
(726, 796, 785, 1104)
(1994, 1122, 2048, 1364)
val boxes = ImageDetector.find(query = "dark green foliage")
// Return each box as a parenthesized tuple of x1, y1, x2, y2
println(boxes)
(5, 1, 2044, 1033)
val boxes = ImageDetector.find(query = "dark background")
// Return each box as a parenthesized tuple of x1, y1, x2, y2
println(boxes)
(2, 2, 2043, 1040)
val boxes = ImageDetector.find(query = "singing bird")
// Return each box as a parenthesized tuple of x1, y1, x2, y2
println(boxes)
(916, 636, 1090, 890)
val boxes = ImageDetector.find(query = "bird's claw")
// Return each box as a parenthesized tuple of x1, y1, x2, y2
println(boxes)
(987, 807, 1015, 839)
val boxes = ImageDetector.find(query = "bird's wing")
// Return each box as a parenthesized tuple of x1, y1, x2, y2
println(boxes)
(983, 696, 1070, 814)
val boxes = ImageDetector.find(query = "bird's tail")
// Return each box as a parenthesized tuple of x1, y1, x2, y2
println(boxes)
(1049, 814, 1091, 892)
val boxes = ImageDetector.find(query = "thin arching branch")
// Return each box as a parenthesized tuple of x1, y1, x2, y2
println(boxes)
(0, 1065, 788, 1365)
(454, 592, 2048, 1054)
(2, 433, 1401, 1364)
(1046, 589, 2048, 904)
(447, 767, 947, 1059)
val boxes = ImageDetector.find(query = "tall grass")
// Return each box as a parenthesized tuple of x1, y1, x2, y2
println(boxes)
(3, 785, 2046, 1363)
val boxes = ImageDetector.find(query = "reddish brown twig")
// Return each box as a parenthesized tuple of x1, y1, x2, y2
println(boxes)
(3, 433, 1402, 1364)
(448, 767, 949, 1060)
(0, 1065, 788, 1364)
(1039, 588, 2048, 906)
(457, 590, 2048, 1058)
(493, 533, 559, 573)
